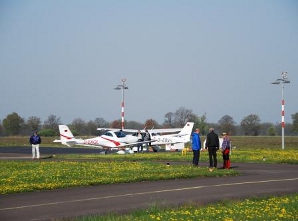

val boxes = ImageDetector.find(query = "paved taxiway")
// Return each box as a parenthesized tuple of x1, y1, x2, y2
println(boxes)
(0, 147, 297, 221)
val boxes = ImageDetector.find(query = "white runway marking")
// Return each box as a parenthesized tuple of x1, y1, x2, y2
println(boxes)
(1, 177, 298, 211)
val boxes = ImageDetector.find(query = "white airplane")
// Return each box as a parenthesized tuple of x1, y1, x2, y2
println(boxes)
(53, 125, 142, 150)
(97, 126, 184, 134)
(122, 122, 195, 152)
(54, 122, 194, 153)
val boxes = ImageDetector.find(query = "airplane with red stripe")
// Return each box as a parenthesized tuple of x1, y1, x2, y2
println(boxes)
(53, 125, 140, 149)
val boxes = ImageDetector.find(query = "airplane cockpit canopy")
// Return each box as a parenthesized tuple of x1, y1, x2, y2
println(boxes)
(115, 130, 126, 138)
(103, 131, 113, 137)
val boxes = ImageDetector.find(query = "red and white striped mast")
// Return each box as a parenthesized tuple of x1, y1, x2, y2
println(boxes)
(271, 72, 290, 150)
(114, 79, 129, 130)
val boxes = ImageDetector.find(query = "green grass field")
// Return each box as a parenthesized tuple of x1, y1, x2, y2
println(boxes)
(73, 194, 298, 221)
(0, 136, 297, 220)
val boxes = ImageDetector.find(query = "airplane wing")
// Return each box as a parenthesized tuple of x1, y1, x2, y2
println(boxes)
(53, 138, 84, 147)
(97, 128, 183, 134)
(107, 128, 183, 134)
(150, 128, 183, 133)
(97, 128, 121, 132)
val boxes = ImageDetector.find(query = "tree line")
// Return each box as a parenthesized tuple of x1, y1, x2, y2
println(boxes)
(1, 107, 298, 137)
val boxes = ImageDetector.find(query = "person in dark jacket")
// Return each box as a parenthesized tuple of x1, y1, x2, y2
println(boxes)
(144, 129, 151, 152)
(205, 128, 219, 171)
(191, 128, 201, 166)
(29, 131, 42, 159)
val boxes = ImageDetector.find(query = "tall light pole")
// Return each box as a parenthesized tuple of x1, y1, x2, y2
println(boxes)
(114, 79, 128, 130)
(271, 72, 290, 150)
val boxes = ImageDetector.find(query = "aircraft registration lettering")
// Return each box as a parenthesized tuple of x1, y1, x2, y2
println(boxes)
(85, 139, 99, 145)
(154, 137, 172, 143)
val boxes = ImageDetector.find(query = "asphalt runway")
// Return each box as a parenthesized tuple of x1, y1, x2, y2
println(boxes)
(0, 147, 297, 221)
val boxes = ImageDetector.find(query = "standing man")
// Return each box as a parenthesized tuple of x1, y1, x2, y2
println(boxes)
(205, 128, 219, 171)
(191, 128, 201, 167)
(29, 131, 41, 160)
(144, 129, 151, 152)
(221, 132, 231, 169)
(136, 130, 144, 152)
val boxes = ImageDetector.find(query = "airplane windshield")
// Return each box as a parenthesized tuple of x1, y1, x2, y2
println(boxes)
(115, 130, 126, 138)
(103, 132, 113, 137)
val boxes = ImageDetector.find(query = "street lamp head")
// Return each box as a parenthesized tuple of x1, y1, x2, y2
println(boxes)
(282, 71, 288, 78)
(114, 86, 128, 90)
(271, 79, 290, 85)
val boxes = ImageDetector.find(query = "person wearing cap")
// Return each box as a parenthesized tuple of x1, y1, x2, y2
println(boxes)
(191, 128, 201, 166)
(205, 128, 219, 171)
(221, 132, 231, 169)
(29, 131, 42, 159)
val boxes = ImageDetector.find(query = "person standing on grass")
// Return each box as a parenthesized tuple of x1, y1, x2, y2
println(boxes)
(29, 131, 41, 159)
(206, 128, 219, 171)
(191, 128, 201, 166)
(221, 132, 231, 169)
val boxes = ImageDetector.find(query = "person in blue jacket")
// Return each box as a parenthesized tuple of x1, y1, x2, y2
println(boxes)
(29, 131, 42, 159)
(191, 128, 201, 166)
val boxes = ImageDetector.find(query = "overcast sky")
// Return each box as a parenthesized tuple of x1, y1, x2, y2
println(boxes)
(1, 0, 297, 125)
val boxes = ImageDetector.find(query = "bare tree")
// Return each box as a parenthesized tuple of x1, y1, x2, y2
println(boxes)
(85, 120, 98, 136)
(126, 121, 143, 130)
(174, 107, 194, 127)
(218, 115, 236, 135)
(240, 114, 261, 136)
(26, 116, 42, 132)
(164, 112, 174, 127)
(94, 118, 109, 128)
(111, 120, 122, 129)
(71, 118, 86, 135)
(43, 115, 61, 131)
(144, 119, 159, 129)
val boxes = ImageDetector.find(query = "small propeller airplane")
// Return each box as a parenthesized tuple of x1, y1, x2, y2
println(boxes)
(117, 122, 195, 152)
(53, 125, 142, 150)
(54, 122, 194, 153)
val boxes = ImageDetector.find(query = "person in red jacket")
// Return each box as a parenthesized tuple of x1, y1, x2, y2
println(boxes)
(221, 132, 231, 169)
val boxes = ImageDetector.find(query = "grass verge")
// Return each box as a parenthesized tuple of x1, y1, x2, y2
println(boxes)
(69, 194, 298, 221)
(0, 160, 238, 195)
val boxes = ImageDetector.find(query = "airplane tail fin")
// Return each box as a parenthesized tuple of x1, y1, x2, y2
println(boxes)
(59, 125, 75, 140)
(53, 125, 81, 147)
(178, 122, 195, 136)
